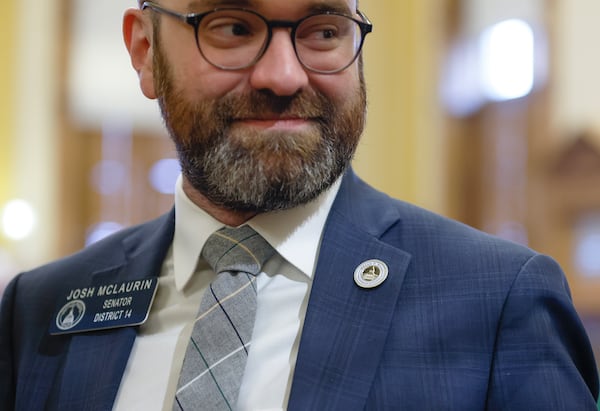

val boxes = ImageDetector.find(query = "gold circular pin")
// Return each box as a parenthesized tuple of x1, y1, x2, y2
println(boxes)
(354, 259, 388, 289)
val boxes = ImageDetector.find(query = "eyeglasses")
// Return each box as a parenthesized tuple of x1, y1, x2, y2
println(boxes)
(141, 1, 373, 74)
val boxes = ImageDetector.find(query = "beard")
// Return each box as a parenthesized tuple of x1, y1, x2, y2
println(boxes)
(153, 38, 367, 213)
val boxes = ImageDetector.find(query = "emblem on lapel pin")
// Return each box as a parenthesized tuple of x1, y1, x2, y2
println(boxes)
(56, 300, 86, 331)
(354, 259, 388, 289)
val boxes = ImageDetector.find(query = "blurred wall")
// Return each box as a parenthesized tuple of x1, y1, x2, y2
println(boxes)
(1, 0, 61, 273)
(0, 1, 16, 215)
(357, 2, 446, 213)
(0, 0, 18, 288)
(552, 0, 600, 141)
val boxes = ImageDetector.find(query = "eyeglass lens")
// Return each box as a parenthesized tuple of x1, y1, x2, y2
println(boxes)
(196, 10, 364, 73)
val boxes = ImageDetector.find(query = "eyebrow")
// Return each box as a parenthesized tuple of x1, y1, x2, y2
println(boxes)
(188, 0, 252, 11)
(305, 1, 353, 15)
(187, 0, 353, 15)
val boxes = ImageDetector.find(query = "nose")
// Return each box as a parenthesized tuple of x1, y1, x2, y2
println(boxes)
(249, 30, 309, 96)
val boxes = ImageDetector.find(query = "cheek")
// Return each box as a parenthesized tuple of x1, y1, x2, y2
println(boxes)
(310, 70, 360, 104)
(161, 34, 246, 99)
(173, 63, 248, 100)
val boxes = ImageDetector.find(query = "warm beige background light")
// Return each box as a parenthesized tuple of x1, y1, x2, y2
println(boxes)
(357, 2, 445, 214)
(0, 1, 16, 205)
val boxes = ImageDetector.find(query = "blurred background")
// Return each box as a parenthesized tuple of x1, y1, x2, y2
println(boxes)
(1, 0, 600, 367)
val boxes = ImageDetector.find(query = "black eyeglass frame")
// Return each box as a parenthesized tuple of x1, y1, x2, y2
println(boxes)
(141, 1, 373, 74)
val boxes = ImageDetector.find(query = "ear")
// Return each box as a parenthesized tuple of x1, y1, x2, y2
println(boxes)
(123, 8, 156, 99)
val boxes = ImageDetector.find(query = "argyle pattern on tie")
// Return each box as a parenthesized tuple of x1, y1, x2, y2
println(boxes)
(174, 225, 275, 411)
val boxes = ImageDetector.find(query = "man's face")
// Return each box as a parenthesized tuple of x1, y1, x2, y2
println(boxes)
(151, 0, 367, 212)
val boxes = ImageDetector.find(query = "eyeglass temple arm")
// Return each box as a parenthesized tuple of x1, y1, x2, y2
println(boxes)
(141, 1, 194, 24)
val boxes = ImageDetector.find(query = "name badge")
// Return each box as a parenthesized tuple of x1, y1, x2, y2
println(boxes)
(49, 278, 159, 335)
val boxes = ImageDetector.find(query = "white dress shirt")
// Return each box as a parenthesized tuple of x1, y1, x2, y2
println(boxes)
(113, 175, 341, 410)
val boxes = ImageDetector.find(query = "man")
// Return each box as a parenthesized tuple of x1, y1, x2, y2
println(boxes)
(1, 0, 598, 409)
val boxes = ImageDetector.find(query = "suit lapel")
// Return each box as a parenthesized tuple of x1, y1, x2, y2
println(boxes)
(53, 211, 175, 410)
(288, 171, 412, 410)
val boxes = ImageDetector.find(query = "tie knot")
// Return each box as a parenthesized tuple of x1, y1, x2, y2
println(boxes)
(201, 225, 275, 276)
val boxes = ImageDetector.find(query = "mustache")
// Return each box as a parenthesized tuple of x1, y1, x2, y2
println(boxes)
(215, 89, 332, 121)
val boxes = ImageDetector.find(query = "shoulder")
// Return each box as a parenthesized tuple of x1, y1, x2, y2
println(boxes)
(5, 211, 174, 298)
(337, 171, 545, 276)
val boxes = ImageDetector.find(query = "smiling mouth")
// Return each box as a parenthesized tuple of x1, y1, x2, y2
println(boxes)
(234, 117, 317, 130)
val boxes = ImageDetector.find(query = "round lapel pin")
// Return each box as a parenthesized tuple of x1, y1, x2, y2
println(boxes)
(354, 259, 389, 289)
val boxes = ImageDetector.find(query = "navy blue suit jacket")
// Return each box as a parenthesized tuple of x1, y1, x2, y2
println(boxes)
(1, 170, 598, 410)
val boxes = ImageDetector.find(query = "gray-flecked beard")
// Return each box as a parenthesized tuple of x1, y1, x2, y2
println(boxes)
(153, 38, 366, 213)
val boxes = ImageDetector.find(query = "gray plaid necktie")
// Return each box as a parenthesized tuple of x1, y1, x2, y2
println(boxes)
(174, 225, 275, 411)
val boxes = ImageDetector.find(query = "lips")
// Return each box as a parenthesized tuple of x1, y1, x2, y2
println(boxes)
(234, 117, 314, 130)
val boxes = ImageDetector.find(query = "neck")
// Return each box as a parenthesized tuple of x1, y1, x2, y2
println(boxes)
(182, 178, 258, 227)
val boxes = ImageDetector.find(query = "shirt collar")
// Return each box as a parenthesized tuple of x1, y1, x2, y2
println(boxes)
(173, 174, 341, 291)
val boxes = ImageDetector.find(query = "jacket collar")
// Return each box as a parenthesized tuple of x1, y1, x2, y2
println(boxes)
(288, 169, 412, 409)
